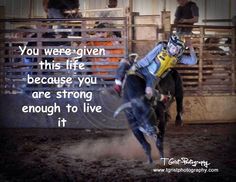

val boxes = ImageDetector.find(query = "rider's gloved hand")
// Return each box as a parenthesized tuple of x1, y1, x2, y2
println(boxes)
(114, 84, 121, 95)
(145, 87, 153, 99)
(113, 79, 122, 96)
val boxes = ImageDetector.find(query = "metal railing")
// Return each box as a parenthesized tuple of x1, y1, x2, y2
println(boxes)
(0, 17, 128, 94)
(130, 23, 236, 96)
(0, 19, 235, 96)
(171, 24, 236, 95)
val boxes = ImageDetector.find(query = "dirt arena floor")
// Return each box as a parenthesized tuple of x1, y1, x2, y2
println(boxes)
(0, 123, 235, 182)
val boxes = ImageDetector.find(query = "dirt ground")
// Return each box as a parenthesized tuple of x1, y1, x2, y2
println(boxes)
(0, 123, 236, 182)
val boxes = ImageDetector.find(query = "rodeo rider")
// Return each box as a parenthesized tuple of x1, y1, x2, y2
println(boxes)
(112, 34, 198, 101)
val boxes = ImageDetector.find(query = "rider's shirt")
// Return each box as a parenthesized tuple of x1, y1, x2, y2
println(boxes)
(136, 42, 197, 88)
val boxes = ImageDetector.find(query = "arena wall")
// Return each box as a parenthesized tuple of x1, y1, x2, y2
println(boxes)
(0, 94, 235, 128)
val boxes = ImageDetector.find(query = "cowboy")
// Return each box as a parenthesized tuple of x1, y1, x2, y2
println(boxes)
(174, 0, 199, 34)
(113, 34, 197, 101)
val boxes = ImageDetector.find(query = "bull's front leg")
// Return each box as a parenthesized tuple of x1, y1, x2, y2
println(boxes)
(133, 128, 153, 164)
(125, 109, 153, 164)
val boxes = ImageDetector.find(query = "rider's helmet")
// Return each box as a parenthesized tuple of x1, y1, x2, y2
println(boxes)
(167, 34, 185, 57)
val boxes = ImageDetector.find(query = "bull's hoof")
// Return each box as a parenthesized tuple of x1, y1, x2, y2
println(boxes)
(175, 115, 183, 127)
(156, 158, 167, 167)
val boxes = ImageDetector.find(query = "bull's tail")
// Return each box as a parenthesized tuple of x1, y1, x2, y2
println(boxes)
(113, 102, 132, 118)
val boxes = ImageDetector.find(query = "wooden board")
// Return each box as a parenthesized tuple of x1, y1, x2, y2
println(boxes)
(169, 96, 236, 123)
(133, 15, 161, 56)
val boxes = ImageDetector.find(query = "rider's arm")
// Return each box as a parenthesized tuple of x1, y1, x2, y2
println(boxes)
(136, 44, 162, 68)
(179, 47, 197, 65)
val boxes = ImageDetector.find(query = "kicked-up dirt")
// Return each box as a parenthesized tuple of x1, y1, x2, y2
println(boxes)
(0, 123, 235, 181)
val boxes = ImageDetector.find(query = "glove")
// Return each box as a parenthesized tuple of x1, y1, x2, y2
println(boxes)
(160, 94, 171, 103)
(114, 79, 122, 96)
(114, 84, 121, 96)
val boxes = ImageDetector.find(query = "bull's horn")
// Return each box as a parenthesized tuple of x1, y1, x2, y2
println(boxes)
(113, 102, 132, 118)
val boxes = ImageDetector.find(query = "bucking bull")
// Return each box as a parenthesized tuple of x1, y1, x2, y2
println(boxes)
(114, 69, 183, 163)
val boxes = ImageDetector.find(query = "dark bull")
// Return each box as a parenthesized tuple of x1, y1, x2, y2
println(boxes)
(114, 69, 183, 163)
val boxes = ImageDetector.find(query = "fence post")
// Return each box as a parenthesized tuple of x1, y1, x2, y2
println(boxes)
(0, 6, 5, 94)
(198, 27, 204, 95)
(37, 21, 43, 82)
(232, 27, 236, 95)
(81, 19, 87, 63)
(124, 17, 129, 59)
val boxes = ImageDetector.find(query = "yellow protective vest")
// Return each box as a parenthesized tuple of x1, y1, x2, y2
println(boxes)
(156, 49, 178, 77)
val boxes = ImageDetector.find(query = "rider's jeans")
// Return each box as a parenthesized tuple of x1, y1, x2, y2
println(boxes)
(137, 68, 157, 88)
(115, 61, 157, 89)
(115, 61, 131, 81)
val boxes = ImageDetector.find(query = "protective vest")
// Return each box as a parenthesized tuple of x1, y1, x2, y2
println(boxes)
(146, 45, 178, 78)
(155, 48, 178, 77)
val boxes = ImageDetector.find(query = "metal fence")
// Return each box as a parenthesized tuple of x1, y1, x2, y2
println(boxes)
(0, 17, 128, 94)
(130, 23, 235, 96)
(171, 25, 236, 96)
(0, 18, 235, 96)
